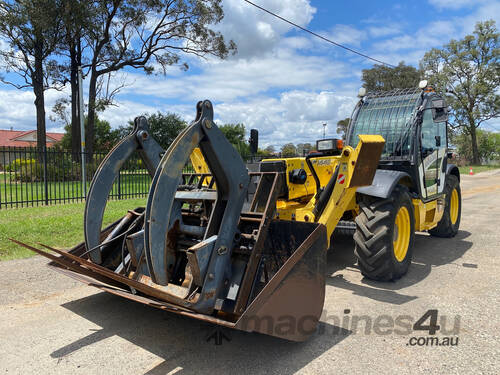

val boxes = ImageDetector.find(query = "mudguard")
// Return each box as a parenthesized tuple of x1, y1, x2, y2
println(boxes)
(356, 169, 411, 199)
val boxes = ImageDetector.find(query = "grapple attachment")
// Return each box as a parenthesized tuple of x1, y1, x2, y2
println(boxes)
(13, 100, 383, 341)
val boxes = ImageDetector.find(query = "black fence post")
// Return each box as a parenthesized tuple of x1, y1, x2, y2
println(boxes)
(118, 169, 122, 200)
(43, 147, 49, 205)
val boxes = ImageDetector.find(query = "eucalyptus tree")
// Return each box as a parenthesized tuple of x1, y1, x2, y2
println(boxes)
(0, 0, 63, 149)
(420, 20, 500, 164)
(79, 0, 236, 159)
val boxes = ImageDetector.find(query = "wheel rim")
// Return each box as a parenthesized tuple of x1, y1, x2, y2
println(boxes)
(450, 188, 459, 225)
(393, 206, 411, 262)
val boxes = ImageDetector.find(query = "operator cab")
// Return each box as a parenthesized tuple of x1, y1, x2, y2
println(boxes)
(345, 80, 450, 200)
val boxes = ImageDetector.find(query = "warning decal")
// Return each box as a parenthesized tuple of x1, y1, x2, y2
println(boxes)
(338, 174, 345, 184)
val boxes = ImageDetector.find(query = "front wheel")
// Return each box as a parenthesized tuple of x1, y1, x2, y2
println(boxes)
(429, 175, 461, 238)
(354, 185, 415, 281)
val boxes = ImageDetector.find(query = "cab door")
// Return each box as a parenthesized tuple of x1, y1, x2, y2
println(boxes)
(418, 99, 448, 199)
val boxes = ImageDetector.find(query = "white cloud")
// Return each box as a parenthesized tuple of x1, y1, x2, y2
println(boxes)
(371, 1, 500, 61)
(323, 25, 366, 47)
(121, 47, 352, 102)
(219, 0, 316, 58)
(372, 20, 457, 53)
(212, 90, 357, 147)
(0, 88, 68, 131)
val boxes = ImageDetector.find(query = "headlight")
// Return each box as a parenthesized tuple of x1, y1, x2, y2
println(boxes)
(316, 139, 343, 153)
(317, 139, 334, 151)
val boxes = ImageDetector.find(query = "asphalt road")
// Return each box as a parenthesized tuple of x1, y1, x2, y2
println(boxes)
(1, 170, 499, 374)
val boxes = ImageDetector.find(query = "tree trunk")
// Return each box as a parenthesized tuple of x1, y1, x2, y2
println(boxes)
(86, 68, 98, 162)
(469, 124, 481, 165)
(33, 38, 46, 152)
(70, 43, 80, 161)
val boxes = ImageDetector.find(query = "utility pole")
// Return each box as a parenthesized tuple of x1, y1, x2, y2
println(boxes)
(78, 66, 86, 197)
(323, 123, 327, 139)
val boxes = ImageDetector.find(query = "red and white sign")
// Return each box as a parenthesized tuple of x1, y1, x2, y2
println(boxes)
(338, 174, 345, 184)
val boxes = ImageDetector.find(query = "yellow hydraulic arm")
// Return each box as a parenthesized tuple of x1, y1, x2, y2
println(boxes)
(293, 135, 385, 245)
(189, 136, 385, 246)
(318, 135, 384, 242)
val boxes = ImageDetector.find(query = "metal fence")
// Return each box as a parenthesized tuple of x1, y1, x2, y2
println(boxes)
(0, 147, 152, 209)
(0, 147, 267, 209)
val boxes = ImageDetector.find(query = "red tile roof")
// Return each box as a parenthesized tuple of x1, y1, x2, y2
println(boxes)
(0, 129, 64, 148)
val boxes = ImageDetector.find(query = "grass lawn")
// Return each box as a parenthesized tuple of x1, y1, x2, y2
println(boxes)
(458, 165, 500, 174)
(0, 198, 146, 261)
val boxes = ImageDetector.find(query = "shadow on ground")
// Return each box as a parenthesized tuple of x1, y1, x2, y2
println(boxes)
(326, 230, 473, 305)
(56, 293, 350, 374)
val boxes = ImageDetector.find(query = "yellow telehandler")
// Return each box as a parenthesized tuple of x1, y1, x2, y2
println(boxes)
(14, 83, 461, 341)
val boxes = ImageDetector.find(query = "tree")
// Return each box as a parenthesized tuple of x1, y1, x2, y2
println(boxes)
(119, 112, 187, 150)
(452, 129, 500, 164)
(60, 115, 120, 153)
(420, 20, 500, 164)
(336, 118, 350, 138)
(281, 143, 297, 157)
(219, 123, 250, 157)
(362, 61, 421, 92)
(80, 0, 236, 160)
(141, 112, 187, 150)
(256, 147, 272, 157)
(264, 145, 275, 155)
(58, 0, 94, 160)
(0, 0, 63, 149)
(296, 143, 313, 156)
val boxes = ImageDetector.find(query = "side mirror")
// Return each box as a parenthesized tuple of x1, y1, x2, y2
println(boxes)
(432, 99, 448, 123)
(249, 129, 258, 155)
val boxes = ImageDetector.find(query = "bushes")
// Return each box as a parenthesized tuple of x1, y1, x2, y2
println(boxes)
(5, 158, 42, 182)
(4, 149, 146, 183)
(6, 156, 81, 182)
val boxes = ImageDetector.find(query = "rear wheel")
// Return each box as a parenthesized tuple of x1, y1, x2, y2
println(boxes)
(429, 175, 461, 237)
(354, 185, 415, 281)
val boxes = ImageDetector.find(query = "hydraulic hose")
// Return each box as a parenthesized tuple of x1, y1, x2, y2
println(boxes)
(305, 152, 323, 196)
(312, 164, 340, 220)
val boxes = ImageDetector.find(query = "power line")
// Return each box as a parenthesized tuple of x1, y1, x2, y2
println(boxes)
(242, 0, 396, 68)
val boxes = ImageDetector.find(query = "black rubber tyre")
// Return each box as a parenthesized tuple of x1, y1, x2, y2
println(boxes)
(354, 185, 415, 281)
(429, 174, 461, 238)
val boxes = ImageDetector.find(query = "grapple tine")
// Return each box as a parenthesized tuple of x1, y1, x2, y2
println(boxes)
(9, 239, 123, 288)
(36, 243, 187, 306)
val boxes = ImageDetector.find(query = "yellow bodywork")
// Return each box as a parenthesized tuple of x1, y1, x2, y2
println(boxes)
(264, 155, 340, 200)
(266, 135, 385, 246)
(412, 197, 445, 231)
(189, 135, 445, 246)
(190, 148, 211, 174)
(189, 148, 213, 186)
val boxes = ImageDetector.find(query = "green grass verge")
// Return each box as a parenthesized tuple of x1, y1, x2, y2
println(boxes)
(458, 165, 500, 174)
(0, 198, 146, 261)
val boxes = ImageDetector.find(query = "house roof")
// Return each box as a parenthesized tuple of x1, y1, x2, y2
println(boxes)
(0, 129, 64, 148)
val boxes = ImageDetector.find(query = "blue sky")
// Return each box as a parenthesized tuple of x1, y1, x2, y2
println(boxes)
(0, 0, 498, 147)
